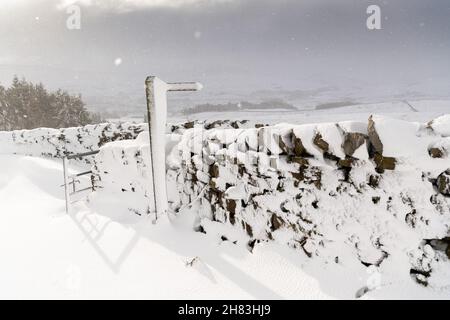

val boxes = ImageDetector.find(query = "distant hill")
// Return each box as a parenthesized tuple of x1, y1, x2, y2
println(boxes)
(314, 101, 359, 110)
(182, 99, 296, 115)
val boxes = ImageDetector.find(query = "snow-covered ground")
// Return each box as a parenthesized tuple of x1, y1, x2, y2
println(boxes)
(0, 101, 449, 300)
(0, 156, 448, 299)
(0, 155, 335, 299)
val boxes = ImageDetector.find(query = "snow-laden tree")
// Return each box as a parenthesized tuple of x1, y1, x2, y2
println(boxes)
(0, 76, 102, 130)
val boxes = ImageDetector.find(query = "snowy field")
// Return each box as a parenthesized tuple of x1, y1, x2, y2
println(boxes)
(0, 101, 449, 300)
(172, 100, 450, 125)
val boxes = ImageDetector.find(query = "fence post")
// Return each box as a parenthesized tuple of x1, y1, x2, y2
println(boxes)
(63, 157, 70, 214)
(145, 76, 202, 222)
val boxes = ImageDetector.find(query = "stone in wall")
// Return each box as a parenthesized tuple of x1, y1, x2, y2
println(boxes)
(436, 169, 450, 196)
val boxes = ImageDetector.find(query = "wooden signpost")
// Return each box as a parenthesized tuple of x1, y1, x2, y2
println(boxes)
(145, 76, 202, 221)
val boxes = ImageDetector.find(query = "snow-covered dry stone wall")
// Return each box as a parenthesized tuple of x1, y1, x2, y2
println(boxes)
(91, 115, 450, 290)
(0, 123, 147, 160)
(0, 119, 254, 161)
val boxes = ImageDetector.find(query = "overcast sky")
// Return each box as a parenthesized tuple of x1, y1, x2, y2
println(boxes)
(1, 0, 449, 113)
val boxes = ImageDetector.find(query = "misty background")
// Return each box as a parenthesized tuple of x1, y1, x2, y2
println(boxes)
(1, 0, 449, 120)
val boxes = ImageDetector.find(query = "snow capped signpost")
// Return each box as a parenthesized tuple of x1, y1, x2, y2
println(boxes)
(145, 76, 203, 222)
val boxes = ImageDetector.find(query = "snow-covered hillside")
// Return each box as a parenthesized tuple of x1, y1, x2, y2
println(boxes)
(172, 100, 450, 126)
(0, 102, 449, 299)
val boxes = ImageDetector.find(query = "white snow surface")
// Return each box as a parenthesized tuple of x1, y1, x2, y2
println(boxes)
(0, 156, 448, 299)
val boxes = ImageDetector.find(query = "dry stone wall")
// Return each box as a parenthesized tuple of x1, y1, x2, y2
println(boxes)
(90, 115, 450, 287)
(0, 123, 147, 161)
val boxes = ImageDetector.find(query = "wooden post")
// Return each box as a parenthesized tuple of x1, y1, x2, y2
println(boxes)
(63, 157, 70, 214)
